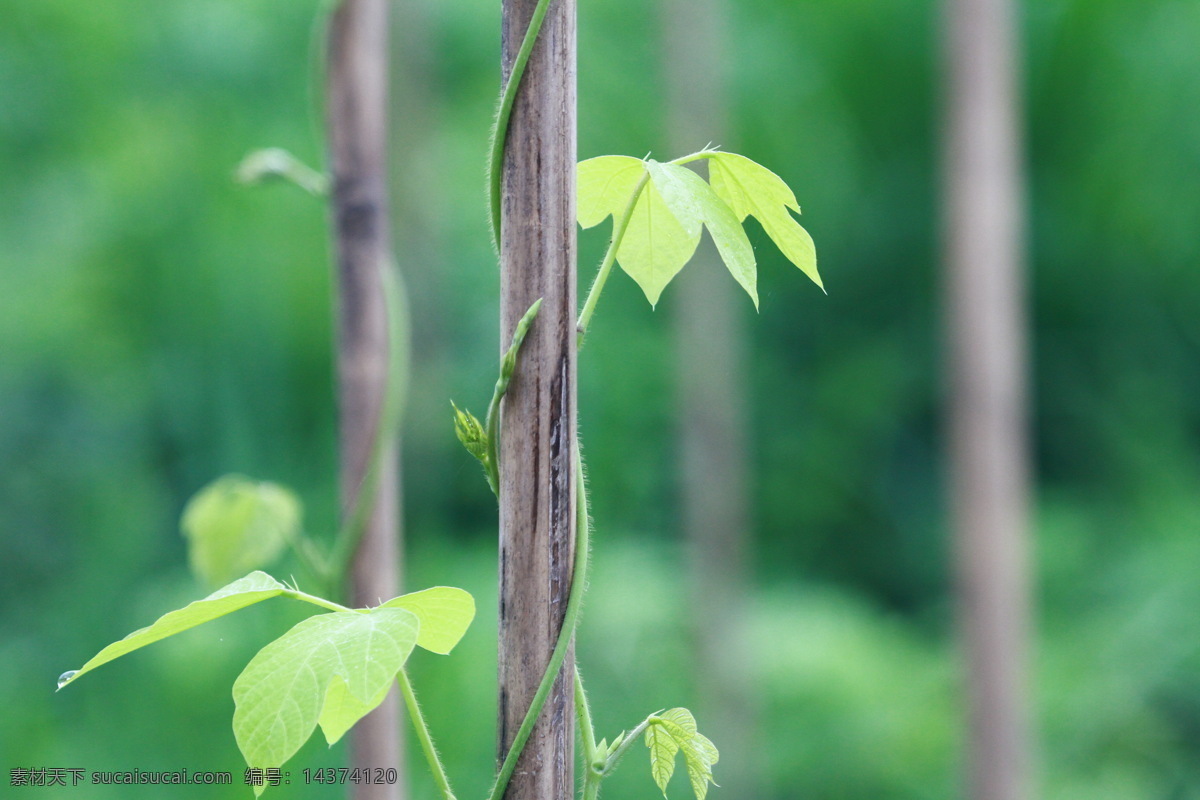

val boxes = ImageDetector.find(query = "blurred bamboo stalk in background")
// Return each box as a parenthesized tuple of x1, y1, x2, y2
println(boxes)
(327, 1, 405, 798)
(942, 0, 1032, 798)
(663, 0, 758, 794)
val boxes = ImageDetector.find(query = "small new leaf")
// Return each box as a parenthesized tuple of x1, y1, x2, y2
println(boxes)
(452, 402, 489, 466)
(708, 152, 822, 291)
(58, 572, 288, 690)
(645, 718, 682, 793)
(181, 475, 300, 588)
(644, 708, 719, 800)
(233, 607, 420, 786)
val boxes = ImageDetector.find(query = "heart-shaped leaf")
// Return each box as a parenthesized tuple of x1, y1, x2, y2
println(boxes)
(233, 607, 420, 781)
(58, 571, 288, 690)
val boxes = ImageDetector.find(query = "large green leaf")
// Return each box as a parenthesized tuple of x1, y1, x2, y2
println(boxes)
(57, 571, 288, 690)
(181, 475, 300, 587)
(379, 586, 475, 655)
(232, 607, 419, 778)
(708, 152, 822, 291)
(646, 161, 758, 308)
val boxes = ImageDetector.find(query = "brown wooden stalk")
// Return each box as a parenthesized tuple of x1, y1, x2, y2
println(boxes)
(497, 1, 578, 799)
(327, 1, 404, 798)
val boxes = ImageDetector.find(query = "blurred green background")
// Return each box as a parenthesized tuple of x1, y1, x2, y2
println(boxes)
(2, 0, 1199, 797)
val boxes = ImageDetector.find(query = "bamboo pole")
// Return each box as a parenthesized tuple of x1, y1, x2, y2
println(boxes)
(942, 0, 1032, 797)
(497, 0, 578, 798)
(662, 0, 757, 794)
(327, 1, 404, 798)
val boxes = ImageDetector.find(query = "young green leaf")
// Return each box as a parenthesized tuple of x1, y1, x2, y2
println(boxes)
(578, 155, 700, 307)
(708, 152, 822, 291)
(618, 176, 702, 307)
(577, 155, 647, 229)
(644, 708, 720, 800)
(181, 475, 300, 588)
(232, 607, 420, 783)
(645, 161, 758, 308)
(452, 401, 489, 466)
(57, 571, 288, 690)
(645, 716, 682, 793)
(379, 586, 475, 655)
(683, 732, 719, 800)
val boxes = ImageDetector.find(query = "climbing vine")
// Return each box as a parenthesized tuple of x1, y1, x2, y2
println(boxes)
(58, 2, 822, 799)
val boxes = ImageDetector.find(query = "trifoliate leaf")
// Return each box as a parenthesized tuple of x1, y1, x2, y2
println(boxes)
(181, 475, 300, 588)
(57, 572, 288, 690)
(644, 708, 719, 800)
(646, 161, 758, 308)
(708, 152, 822, 291)
(379, 586, 475, 655)
(233, 607, 419, 782)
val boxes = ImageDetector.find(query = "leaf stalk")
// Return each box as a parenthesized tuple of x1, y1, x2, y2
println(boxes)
(577, 171, 651, 340)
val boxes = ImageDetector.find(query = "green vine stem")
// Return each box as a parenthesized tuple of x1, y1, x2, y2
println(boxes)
(487, 447, 591, 800)
(398, 668, 458, 800)
(575, 669, 599, 770)
(486, 0, 555, 252)
(576, 670, 602, 800)
(484, 298, 544, 495)
(576, 170, 650, 340)
(598, 714, 656, 778)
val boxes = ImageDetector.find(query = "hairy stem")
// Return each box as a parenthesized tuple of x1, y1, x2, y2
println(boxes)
(484, 298, 543, 495)
(576, 171, 651, 340)
(600, 715, 656, 778)
(488, 447, 590, 800)
(398, 668, 457, 800)
(575, 668, 598, 767)
(282, 589, 354, 613)
(486, 0, 555, 252)
(578, 669, 603, 800)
